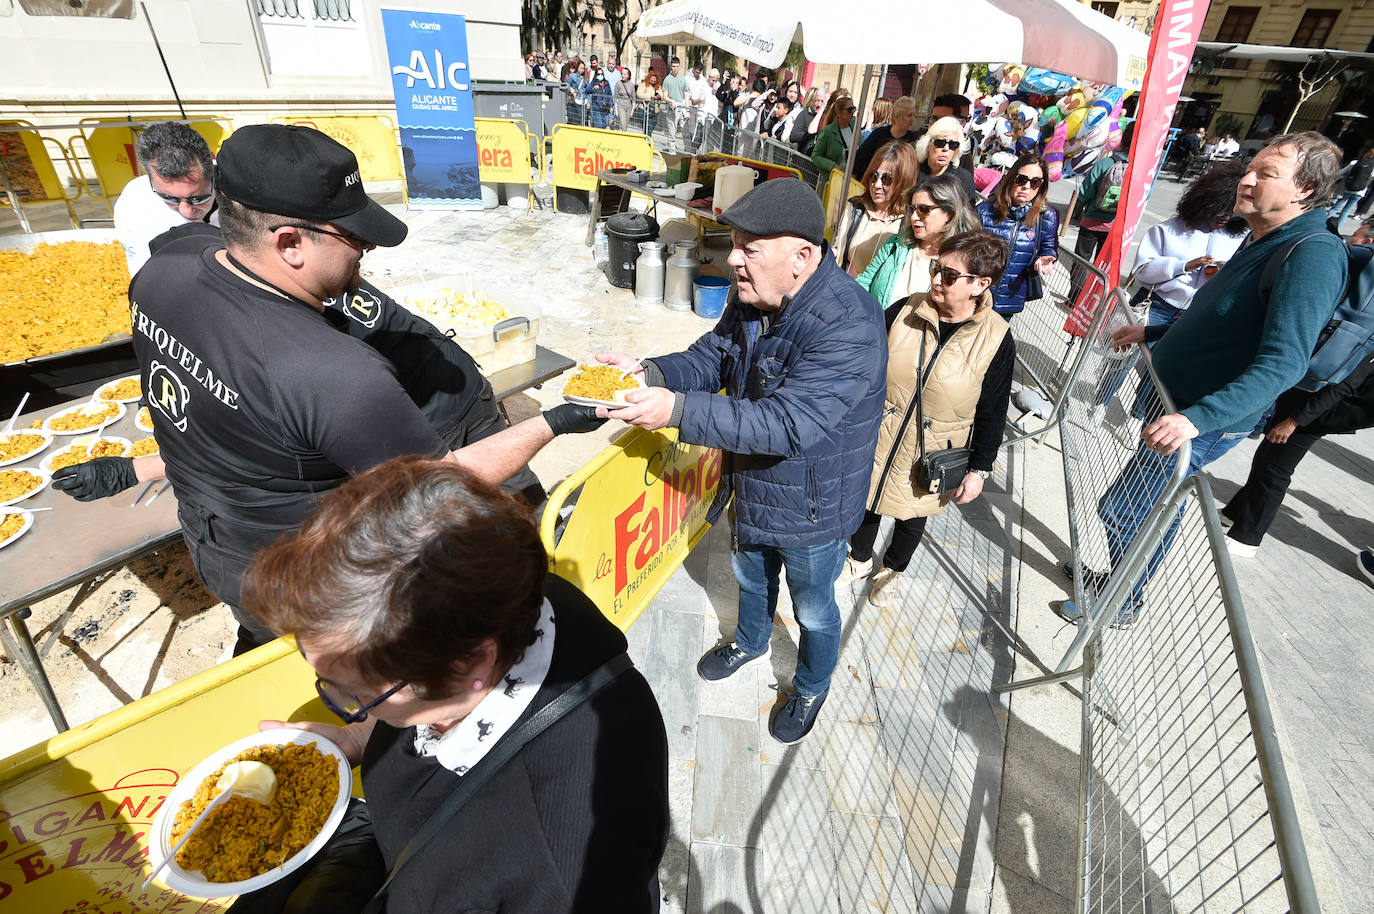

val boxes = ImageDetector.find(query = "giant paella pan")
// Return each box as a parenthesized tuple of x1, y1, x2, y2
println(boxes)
(0, 228, 131, 368)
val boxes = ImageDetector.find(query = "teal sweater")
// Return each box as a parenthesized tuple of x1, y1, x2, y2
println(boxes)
(856, 233, 914, 305)
(1151, 208, 1348, 435)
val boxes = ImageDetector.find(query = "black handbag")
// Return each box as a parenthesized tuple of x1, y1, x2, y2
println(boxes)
(913, 330, 972, 495)
(1020, 215, 1045, 303)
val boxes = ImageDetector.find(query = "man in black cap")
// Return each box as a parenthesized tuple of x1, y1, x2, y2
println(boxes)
(597, 179, 888, 743)
(56, 124, 601, 655)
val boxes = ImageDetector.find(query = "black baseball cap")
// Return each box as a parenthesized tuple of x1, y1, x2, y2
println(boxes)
(717, 178, 825, 246)
(215, 124, 408, 247)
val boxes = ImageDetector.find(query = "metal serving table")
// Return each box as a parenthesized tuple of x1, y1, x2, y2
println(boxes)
(0, 398, 179, 733)
(584, 170, 725, 247)
(489, 345, 576, 402)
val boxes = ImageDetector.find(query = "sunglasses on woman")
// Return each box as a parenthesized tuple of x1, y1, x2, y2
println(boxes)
(928, 261, 979, 285)
(928, 138, 960, 150)
(910, 203, 945, 218)
(1013, 174, 1044, 190)
(869, 172, 895, 186)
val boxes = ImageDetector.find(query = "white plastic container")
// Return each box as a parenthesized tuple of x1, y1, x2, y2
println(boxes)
(712, 165, 756, 215)
(392, 283, 542, 376)
(672, 181, 702, 201)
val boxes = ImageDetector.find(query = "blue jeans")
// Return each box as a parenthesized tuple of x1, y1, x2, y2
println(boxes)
(732, 538, 846, 698)
(1329, 192, 1364, 225)
(1097, 417, 1247, 610)
(1096, 296, 1184, 407)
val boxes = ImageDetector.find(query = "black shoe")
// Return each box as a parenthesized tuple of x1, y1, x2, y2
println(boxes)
(770, 690, 827, 744)
(1060, 560, 1109, 594)
(1359, 550, 1374, 587)
(697, 642, 770, 683)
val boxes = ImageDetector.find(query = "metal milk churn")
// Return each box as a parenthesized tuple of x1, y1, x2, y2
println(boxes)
(664, 241, 700, 312)
(634, 241, 667, 307)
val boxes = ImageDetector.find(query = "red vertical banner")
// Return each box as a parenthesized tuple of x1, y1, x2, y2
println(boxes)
(1064, 0, 1211, 336)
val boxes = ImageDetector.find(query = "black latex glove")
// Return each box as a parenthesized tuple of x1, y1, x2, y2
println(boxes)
(543, 403, 608, 435)
(50, 456, 138, 501)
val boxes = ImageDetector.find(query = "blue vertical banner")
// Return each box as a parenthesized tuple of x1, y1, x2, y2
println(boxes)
(380, 7, 480, 209)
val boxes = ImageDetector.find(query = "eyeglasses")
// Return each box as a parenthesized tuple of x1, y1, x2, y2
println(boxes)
(153, 190, 214, 208)
(1013, 174, 1044, 190)
(315, 676, 409, 724)
(869, 172, 894, 186)
(270, 223, 371, 251)
(929, 261, 979, 285)
(929, 138, 960, 150)
(911, 203, 945, 218)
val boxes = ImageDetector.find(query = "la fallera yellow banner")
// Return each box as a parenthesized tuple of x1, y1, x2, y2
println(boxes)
(475, 118, 532, 185)
(548, 427, 722, 628)
(548, 124, 653, 193)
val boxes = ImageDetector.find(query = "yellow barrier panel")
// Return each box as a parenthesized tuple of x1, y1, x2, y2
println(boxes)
(273, 114, 402, 184)
(549, 123, 654, 197)
(0, 638, 325, 912)
(541, 426, 723, 630)
(81, 119, 230, 200)
(0, 122, 66, 203)
(823, 165, 864, 244)
(475, 117, 534, 186)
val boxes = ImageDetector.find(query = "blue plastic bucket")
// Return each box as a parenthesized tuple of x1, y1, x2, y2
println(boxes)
(693, 276, 731, 319)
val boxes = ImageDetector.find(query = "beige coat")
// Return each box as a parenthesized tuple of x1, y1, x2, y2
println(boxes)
(866, 293, 1009, 519)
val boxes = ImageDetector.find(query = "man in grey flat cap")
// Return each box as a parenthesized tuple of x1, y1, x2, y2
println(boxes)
(598, 178, 888, 743)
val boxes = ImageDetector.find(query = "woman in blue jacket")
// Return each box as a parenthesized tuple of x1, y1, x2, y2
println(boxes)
(587, 68, 614, 128)
(977, 152, 1058, 318)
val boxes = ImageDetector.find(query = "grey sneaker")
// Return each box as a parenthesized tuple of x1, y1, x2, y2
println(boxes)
(770, 689, 827, 744)
(868, 566, 902, 607)
(1060, 560, 1110, 594)
(697, 642, 769, 683)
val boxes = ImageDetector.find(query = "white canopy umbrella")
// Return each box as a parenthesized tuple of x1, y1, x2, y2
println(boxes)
(635, 0, 1149, 89)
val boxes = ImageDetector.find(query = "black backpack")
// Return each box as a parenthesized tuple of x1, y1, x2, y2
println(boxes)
(1260, 230, 1374, 391)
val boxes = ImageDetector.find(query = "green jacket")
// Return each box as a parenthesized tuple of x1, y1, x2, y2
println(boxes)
(856, 233, 914, 306)
(811, 122, 851, 176)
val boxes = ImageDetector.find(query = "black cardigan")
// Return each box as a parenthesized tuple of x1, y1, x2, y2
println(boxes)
(361, 575, 669, 913)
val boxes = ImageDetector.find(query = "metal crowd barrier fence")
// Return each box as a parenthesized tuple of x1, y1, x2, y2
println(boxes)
(1002, 247, 1114, 444)
(1002, 312, 1320, 911)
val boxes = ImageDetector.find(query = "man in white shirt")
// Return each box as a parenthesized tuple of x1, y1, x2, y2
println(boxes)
(113, 121, 219, 275)
(684, 62, 711, 147)
(605, 53, 621, 92)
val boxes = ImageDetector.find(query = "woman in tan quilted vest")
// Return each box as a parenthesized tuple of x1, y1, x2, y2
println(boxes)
(846, 231, 1017, 607)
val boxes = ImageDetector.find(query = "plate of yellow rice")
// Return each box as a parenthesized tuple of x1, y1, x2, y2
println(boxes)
(147, 728, 351, 898)
(562, 363, 646, 408)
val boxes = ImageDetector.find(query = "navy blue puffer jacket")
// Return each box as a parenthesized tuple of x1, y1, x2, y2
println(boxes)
(652, 253, 888, 547)
(978, 200, 1060, 316)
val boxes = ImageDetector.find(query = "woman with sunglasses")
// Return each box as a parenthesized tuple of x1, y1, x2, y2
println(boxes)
(915, 117, 979, 205)
(811, 96, 860, 181)
(832, 141, 922, 276)
(857, 172, 978, 304)
(977, 152, 1059, 318)
(240, 457, 669, 912)
(845, 231, 1015, 607)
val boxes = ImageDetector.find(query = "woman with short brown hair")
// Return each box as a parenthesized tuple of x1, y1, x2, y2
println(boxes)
(243, 457, 669, 912)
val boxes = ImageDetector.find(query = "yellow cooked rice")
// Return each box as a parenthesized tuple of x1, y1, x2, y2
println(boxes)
(0, 241, 131, 363)
(0, 433, 46, 464)
(0, 470, 42, 503)
(128, 437, 159, 458)
(564, 364, 642, 401)
(48, 402, 119, 432)
(0, 513, 24, 545)
(99, 377, 141, 401)
(171, 743, 338, 883)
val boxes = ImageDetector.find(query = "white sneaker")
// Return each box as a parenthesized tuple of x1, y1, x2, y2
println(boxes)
(838, 555, 873, 586)
(1226, 538, 1258, 559)
(1088, 403, 1108, 427)
(868, 567, 903, 607)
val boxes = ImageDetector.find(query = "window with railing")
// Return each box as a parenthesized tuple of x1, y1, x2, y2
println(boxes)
(256, 0, 368, 77)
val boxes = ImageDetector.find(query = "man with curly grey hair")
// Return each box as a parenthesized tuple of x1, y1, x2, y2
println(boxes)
(1061, 131, 1348, 625)
(114, 121, 220, 274)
